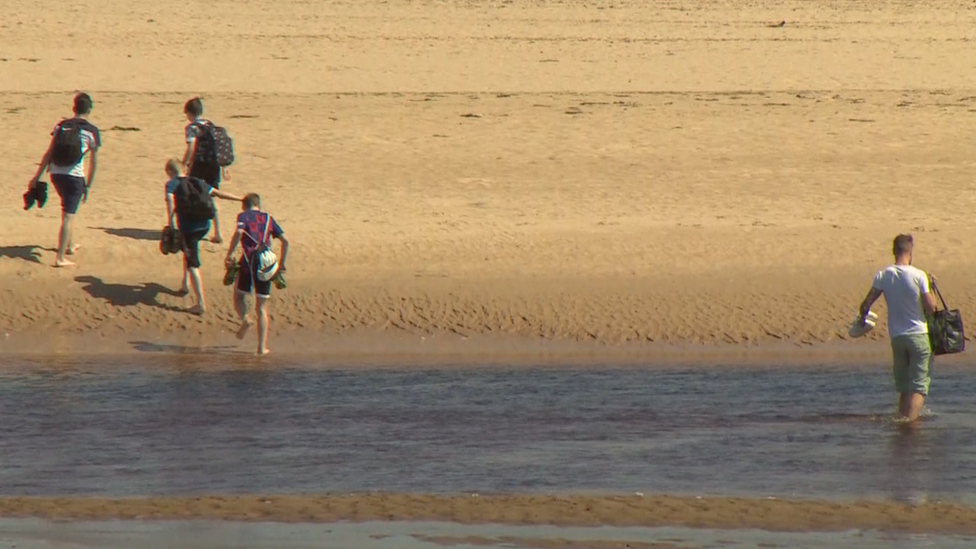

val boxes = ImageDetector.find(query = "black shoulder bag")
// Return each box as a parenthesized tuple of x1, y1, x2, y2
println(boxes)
(928, 282, 965, 355)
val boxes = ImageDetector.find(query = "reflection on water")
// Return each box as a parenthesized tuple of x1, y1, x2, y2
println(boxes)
(0, 362, 975, 504)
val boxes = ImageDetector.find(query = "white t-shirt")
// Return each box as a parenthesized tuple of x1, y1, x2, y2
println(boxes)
(872, 265, 931, 337)
(48, 118, 101, 178)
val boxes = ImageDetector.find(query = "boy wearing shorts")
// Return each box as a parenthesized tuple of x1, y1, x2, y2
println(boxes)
(28, 93, 100, 267)
(224, 193, 289, 355)
(165, 160, 241, 315)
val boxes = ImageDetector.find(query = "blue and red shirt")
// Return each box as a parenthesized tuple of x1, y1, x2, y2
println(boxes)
(236, 210, 283, 257)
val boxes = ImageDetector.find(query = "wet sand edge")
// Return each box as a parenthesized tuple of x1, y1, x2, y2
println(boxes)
(0, 494, 972, 535)
(0, 329, 923, 370)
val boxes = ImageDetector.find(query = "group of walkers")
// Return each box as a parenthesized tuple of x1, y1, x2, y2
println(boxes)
(24, 93, 289, 355)
(18, 95, 949, 418)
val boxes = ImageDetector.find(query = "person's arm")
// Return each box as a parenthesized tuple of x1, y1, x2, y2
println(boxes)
(858, 287, 882, 322)
(224, 230, 243, 269)
(211, 189, 241, 201)
(182, 125, 196, 170)
(182, 142, 194, 171)
(166, 193, 177, 228)
(29, 137, 56, 187)
(83, 148, 98, 202)
(921, 273, 938, 316)
(277, 233, 289, 271)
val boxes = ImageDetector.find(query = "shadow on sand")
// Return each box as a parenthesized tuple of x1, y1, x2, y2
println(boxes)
(0, 245, 55, 264)
(94, 227, 160, 242)
(74, 276, 186, 312)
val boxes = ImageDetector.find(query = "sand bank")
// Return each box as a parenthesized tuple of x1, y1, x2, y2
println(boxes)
(2, 494, 975, 535)
(1, 0, 974, 364)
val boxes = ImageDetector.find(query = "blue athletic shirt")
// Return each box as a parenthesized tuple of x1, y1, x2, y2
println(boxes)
(236, 210, 283, 258)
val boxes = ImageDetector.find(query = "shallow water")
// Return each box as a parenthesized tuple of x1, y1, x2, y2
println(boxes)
(2, 519, 975, 549)
(1, 361, 975, 504)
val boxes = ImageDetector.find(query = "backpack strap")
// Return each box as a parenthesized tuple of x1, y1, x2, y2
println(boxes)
(260, 214, 272, 250)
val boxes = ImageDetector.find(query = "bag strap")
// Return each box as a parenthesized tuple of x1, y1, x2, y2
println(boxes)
(261, 215, 272, 248)
(932, 280, 949, 311)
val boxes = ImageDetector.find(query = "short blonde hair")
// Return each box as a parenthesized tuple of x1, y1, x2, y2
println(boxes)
(165, 159, 181, 176)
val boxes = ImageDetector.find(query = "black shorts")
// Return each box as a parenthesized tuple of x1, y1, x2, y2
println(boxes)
(50, 174, 86, 214)
(180, 228, 209, 269)
(189, 161, 221, 189)
(236, 258, 272, 297)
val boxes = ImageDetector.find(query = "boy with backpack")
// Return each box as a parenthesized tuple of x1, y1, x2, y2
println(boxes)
(164, 159, 241, 315)
(181, 97, 235, 244)
(224, 193, 289, 355)
(27, 93, 100, 268)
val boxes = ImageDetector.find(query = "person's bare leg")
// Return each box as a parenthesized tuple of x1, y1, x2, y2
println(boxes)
(179, 256, 190, 295)
(54, 212, 76, 267)
(187, 266, 206, 315)
(898, 393, 910, 418)
(210, 203, 223, 244)
(906, 393, 926, 422)
(256, 296, 270, 355)
(235, 290, 252, 339)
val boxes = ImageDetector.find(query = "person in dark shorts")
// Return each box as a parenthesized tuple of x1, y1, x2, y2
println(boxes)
(181, 97, 226, 244)
(27, 92, 100, 267)
(164, 159, 241, 315)
(224, 193, 289, 355)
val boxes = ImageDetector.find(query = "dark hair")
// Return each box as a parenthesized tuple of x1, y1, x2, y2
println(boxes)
(893, 234, 914, 257)
(184, 97, 203, 117)
(243, 193, 261, 210)
(73, 93, 93, 115)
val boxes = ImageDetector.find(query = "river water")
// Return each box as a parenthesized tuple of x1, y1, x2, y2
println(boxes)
(1, 359, 974, 505)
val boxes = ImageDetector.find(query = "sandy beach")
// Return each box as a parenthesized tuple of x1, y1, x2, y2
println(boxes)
(2, 0, 976, 363)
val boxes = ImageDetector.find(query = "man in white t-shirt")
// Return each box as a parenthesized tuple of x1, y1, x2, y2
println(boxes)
(857, 234, 938, 423)
(27, 93, 101, 268)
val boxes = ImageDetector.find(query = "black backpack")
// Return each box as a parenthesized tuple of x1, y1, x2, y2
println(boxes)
(192, 121, 235, 167)
(50, 119, 84, 167)
(174, 177, 216, 222)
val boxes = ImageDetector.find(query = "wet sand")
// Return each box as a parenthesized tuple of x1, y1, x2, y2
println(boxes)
(1, 495, 975, 535)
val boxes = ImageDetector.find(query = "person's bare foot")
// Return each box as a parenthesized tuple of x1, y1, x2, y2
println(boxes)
(235, 317, 252, 340)
(257, 348, 270, 356)
(177, 287, 189, 297)
(66, 244, 81, 255)
(210, 236, 223, 244)
(54, 258, 76, 268)
(187, 304, 206, 316)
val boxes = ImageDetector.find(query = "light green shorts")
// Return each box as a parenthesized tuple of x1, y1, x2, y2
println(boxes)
(891, 333, 932, 395)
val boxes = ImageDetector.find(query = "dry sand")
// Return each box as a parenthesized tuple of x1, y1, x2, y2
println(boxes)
(2, 0, 976, 363)
(2, 494, 976, 535)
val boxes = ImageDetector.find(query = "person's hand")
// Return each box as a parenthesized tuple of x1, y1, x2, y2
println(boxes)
(27, 176, 38, 190)
(928, 273, 938, 287)
(224, 256, 235, 269)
